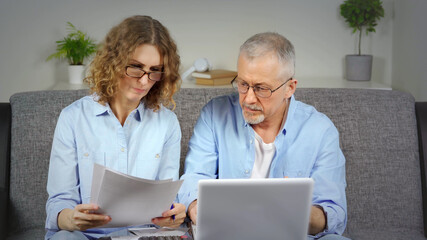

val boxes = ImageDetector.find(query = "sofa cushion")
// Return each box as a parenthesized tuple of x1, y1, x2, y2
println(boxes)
(5, 228, 46, 240)
(347, 228, 425, 240)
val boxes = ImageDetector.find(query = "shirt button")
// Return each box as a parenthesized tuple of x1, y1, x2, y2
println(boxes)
(250, 139, 253, 144)
(298, 172, 302, 176)
(155, 154, 160, 159)
(245, 170, 249, 174)
(84, 153, 89, 157)
(121, 147, 125, 152)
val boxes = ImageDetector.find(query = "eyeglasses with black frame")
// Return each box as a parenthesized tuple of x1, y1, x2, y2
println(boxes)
(125, 65, 164, 81)
(231, 76, 293, 98)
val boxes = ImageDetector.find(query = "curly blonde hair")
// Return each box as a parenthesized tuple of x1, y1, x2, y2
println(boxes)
(85, 15, 181, 110)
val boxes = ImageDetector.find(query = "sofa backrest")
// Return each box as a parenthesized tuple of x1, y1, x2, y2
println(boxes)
(7, 88, 422, 236)
(293, 89, 422, 236)
(173, 88, 234, 174)
(9, 90, 89, 235)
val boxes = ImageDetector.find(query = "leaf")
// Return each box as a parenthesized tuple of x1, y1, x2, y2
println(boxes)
(46, 22, 98, 65)
(339, 0, 384, 38)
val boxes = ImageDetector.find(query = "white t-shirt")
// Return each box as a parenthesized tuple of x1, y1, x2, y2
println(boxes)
(250, 132, 276, 178)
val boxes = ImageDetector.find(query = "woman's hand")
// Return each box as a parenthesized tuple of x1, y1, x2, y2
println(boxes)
(151, 203, 186, 228)
(58, 204, 111, 231)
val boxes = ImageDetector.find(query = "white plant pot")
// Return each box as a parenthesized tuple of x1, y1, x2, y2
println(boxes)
(68, 65, 85, 84)
(345, 55, 373, 81)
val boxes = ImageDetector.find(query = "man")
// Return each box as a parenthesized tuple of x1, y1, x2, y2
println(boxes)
(178, 32, 347, 239)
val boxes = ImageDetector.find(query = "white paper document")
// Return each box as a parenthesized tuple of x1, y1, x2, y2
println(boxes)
(129, 227, 189, 237)
(90, 163, 183, 228)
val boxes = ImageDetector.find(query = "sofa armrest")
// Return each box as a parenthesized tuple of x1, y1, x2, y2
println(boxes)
(0, 103, 11, 239)
(416, 102, 427, 238)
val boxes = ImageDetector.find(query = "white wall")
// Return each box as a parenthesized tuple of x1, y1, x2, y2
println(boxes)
(392, 0, 427, 101)
(0, 0, 396, 102)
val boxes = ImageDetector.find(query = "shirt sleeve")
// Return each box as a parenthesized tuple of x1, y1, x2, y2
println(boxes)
(309, 123, 347, 238)
(178, 102, 219, 209)
(45, 109, 81, 231)
(158, 113, 181, 181)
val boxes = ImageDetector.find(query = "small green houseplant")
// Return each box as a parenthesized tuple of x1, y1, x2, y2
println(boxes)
(47, 22, 97, 65)
(47, 22, 97, 84)
(340, 0, 384, 81)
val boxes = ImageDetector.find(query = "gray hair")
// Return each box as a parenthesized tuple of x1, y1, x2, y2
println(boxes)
(239, 32, 295, 78)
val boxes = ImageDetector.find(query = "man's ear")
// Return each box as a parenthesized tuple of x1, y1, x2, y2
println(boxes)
(285, 78, 298, 98)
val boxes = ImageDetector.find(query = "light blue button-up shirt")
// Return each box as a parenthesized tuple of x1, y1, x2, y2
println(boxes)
(178, 93, 347, 238)
(45, 95, 181, 239)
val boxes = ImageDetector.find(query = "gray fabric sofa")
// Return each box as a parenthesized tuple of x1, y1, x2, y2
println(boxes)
(1, 88, 427, 239)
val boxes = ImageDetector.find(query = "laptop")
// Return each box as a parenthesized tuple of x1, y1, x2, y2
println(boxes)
(196, 178, 314, 240)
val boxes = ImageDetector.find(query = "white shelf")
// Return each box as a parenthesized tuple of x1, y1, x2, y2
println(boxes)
(181, 80, 232, 89)
(50, 78, 391, 91)
(295, 78, 391, 90)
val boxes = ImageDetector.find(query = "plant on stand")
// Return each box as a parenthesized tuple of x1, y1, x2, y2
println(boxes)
(340, 0, 384, 81)
(47, 22, 97, 84)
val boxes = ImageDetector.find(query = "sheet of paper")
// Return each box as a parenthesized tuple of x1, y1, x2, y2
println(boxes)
(129, 227, 189, 237)
(90, 163, 106, 204)
(110, 236, 139, 240)
(90, 163, 183, 227)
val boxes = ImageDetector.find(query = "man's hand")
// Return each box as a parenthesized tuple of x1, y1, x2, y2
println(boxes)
(152, 203, 186, 228)
(308, 205, 326, 235)
(187, 200, 198, 224)
(58, 204, 111, 231)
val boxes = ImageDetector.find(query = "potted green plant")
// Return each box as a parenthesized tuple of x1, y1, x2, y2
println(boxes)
(340, 0, 384, 81)
(47, 22, 97, 84)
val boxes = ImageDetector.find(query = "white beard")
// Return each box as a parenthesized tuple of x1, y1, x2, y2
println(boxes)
(243, 111, 265, 125)
(242, 103, 265, 125)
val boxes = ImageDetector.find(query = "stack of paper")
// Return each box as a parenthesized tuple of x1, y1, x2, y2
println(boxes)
(90, 164, 183, 227)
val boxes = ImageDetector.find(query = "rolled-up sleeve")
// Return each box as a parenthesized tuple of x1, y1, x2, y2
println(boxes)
(310, 124, 347, 238)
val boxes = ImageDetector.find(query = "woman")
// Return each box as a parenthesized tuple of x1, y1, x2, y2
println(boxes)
(45, 15, 185, 240)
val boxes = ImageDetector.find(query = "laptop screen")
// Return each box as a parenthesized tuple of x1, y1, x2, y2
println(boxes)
(196, 178, 313, 240)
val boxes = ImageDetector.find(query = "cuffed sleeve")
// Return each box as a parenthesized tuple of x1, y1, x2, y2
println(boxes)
(45, 199, 76, 231)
